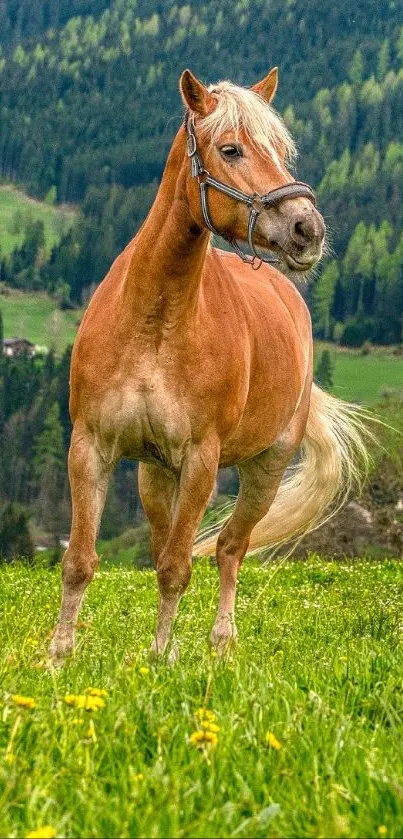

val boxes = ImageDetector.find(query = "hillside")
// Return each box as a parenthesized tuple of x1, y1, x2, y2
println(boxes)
(0, 184, 75, 256)
(0, 0, 402, 344)
(0, 290, 79, 351)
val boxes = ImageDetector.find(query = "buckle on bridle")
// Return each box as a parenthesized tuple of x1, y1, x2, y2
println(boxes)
(197, 169, 210, 185)
(251, 193, 265, 214)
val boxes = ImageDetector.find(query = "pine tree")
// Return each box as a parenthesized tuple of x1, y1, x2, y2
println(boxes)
(0, 502, 34, 562)
(312, 261, 339, 339)
(315, 349, 334, 390)
(33, 402, 66, 543)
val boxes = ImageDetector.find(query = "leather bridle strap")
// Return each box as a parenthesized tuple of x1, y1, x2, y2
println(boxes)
(184, 112, 316, 269)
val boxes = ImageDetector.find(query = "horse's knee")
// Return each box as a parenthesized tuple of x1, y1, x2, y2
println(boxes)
(157, 552, 192, 595)
(217, 526, 249, 568)
(62, 547, 98, 588)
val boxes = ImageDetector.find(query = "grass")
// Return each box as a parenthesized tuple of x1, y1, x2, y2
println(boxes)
(0, 185, 75, 257)
(0, 291, 80, 352)
(314, 343, 403, 404)
(1, 557, 403, 838)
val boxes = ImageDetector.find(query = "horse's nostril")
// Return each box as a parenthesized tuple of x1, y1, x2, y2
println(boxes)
(294, 221, 306, 239)
(292, 216, 316, 245)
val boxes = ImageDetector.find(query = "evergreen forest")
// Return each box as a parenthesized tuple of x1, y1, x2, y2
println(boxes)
(0, 0, 402, 553)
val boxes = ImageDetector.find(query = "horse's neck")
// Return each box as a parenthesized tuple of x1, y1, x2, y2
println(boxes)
(124, 130, 209, 329)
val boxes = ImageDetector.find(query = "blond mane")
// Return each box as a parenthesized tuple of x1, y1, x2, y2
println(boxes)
(197, 80, 297, 168)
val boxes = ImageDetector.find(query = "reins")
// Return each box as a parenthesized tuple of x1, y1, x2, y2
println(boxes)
(184, 111, 316, 270)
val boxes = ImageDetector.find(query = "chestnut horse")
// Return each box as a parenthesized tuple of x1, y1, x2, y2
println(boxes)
(50, 68, 367, 663)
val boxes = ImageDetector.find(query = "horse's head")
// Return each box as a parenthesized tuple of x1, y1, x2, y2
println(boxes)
(180, 68, 325, 272)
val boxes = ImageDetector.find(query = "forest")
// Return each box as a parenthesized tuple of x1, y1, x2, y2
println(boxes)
(0, 0, 402, 555)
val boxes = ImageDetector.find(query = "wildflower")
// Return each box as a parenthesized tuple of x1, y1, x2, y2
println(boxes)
(5, 753, 15, 765)
(70, 718, 84, 726)
(84, 687, 108, 698)
(189, 729, 218, 748)
(196, 708, 216, 723)
(200, 720, 220, 733)
(25, 827, 56, 839)
(378, 828, 387, 838)
(134, 773, 144, 782)
(11, 695, 37, 710)
(64, 694, 105, 711)
(265, 731, 282, 750)
(85, 720, 97, 743)
(138, 666, 150, 676)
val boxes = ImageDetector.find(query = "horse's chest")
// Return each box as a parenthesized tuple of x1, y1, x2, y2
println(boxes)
(99, 377, 190, 470)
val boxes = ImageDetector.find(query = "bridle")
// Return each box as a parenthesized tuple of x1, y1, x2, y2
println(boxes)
(184, 111, 316, 270)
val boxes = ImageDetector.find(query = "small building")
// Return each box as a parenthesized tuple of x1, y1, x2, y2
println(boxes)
(3, 337, 36, 357)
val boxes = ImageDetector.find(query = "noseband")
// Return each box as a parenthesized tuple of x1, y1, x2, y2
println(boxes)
(184, 112, 316, 270)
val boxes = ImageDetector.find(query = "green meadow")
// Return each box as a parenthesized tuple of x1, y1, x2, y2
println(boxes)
(1, 558, 402, 838)
(0, 186, 75, 257)
(0, 292, 80, 352)
(314, 344, 403, 404)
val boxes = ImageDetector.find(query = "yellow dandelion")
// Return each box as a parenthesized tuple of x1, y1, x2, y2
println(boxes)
(189, 729, 218, 748)
(265, 731, 282, 751)
(196, 708, 216, 722)
(138, 666, 150, 676)
(25, 826, 56, 839)
(70, 718, 84, 726)
(378, 828, 388, 838)
(11, 695, 37, 710)
(5, 752, 15, 765)
(200, 720, 220, 733)
(64, 694, 105, 711)
(134, 773, 144, 782)
(84, 687, 108, 697)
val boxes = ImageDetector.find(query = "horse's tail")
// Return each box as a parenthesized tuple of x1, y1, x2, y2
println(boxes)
(194, 384, 371, 557)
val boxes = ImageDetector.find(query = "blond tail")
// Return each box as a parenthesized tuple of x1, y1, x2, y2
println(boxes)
(194, 384, 371, 557)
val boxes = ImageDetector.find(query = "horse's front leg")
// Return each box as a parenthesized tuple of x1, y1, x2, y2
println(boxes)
(152, 440, 219, 658)
(49, 424, 111, 665)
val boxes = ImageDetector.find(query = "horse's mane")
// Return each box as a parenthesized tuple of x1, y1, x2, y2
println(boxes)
(197, 80, 297, 169)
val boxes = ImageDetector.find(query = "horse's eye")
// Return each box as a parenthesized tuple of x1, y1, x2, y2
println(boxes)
(219, 144, 242, 160)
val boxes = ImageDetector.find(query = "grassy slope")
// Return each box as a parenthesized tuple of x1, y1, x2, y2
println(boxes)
(1, 558, 403, 838)
(314, 343, 403, 403)
(0, 291, 80, 352)
(0, 185, 75, 257)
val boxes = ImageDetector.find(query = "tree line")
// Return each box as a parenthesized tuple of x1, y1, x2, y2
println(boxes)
(0, 1, 402, 344)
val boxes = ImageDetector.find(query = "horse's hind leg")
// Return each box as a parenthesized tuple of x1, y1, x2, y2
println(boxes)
(211, 437, 299, 654)
(49, 424, 111, 665)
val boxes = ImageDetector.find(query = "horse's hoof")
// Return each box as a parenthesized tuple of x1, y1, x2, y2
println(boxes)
(150, 637, 179, 665)
(210, 620, 238, 657)
(48, 631, 75, 667)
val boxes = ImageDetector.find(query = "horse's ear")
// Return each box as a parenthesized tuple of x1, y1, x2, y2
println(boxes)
(252, 67, 278, 104)
(180, 69, 214, 116)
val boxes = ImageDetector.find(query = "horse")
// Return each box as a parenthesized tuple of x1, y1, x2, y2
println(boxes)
(49, 67, 367, 664)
